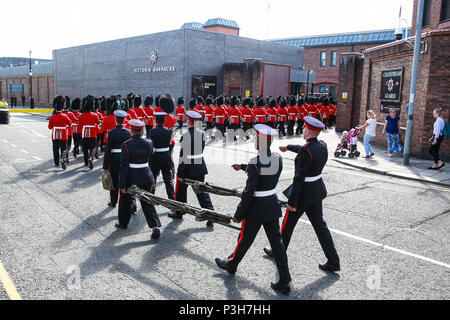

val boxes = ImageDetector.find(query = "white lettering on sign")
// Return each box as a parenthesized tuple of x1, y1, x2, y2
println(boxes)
(133, 66, 176, 73)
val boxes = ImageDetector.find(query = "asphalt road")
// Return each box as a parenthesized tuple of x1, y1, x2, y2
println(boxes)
(0, 113, 449, 300)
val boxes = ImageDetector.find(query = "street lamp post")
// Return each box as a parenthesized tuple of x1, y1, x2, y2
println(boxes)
(29, 51, 34, 109)
(403, 0, 424, 165)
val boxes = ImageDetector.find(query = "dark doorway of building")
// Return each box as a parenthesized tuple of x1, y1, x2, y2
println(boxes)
(192, 75, 217, 98)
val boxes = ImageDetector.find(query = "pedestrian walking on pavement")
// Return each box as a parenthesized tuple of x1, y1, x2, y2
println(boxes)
(428, 108, 446, 170)
(357, 110, 377, 159)
(382, 109, 403, 157)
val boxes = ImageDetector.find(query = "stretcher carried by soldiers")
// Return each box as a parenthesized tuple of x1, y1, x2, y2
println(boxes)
(183, 178, 288, 208)
(127, 186, 241, 231)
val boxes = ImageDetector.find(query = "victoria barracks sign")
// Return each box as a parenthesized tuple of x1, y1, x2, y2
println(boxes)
(133, 50, 176, 73)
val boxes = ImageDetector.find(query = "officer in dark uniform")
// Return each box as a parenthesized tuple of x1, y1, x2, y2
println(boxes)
(103, 109, 131, 208)
(215, 124, 291, 295)
(149, 110, 175, 200)
(264, 116, 340, 272)
(169, 110, 214, 227)
(117, 119, 161, 240)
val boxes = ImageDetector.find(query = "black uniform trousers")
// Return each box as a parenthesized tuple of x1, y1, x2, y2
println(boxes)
(228, 218, 291, 284)
(267, 121, 277, 129)
(295, 119, 304, 135)
(52, 140, 68, 165)
(176, 121, 183, 130)
(429, 135, 444, 164)
(280, 201, 340, 266)
(151, 165, 175, 200)
(287, 120, 296, 136)
(216, 124, 226, 139)
(174, 174, 214, 215)
(73, 133, 82, 155)
(278, 122, 286, 137)
(109, 160, 121, 206)
(82, 138, 96, 165)
(118, 184, 161, 228)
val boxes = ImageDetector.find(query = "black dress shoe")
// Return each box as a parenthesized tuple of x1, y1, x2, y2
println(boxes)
(263, 247, 273, 257)
(89, 160, 94, 170)
(319, 262, 340, 272)
(271, 281, 291, 295)
(215, 258, 236, 275)
(108, 202, 116, 208)
(114, 223, 127, 230)
(206, 221, 214, 227)
(131, 205, 137, 214)
(61, 162, 67, 171)
(168, 212, 183, 219)
(151, 228, 161, 240)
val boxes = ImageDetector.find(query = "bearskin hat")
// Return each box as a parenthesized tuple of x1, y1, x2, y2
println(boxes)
(159, 94, 175, 114)
(83, 96, 94, 111)
(256, 97, 266, 107)
(205, 97, 213, 105)
(64, 96, 71, 109)
(268, 97, 277, 108)
(280, 98, 287, 108)
(53, 95, 66, 110)
(289, 96, 296, 107)
(188, 98, 197, 109)
(230, 96, 238, 107)
(144, 95, 154, 107)
(71, 98, 81, 110)
(133, 95, 143, 108)
(155, 95, 161, 107)
(197, 96, 204, 105)
(177, 97, 185, 105)
(215, 96, 225, 106)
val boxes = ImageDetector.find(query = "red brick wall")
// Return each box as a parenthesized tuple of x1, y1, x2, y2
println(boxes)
(203, 26, 239, 36)
(412, 0, 449, 34)
(359, 31, 449, 159)
(304, 44, 383, 94)
(0, 74, 53, 107)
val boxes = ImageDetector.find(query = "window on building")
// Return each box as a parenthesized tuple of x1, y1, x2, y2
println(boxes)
(320, 52, 327, 67)
(422, 0, 431, 27)
(330, 51, 337, 67)
(441, 0, 450, 22)
(329, 86, 336, 96)
(319, 86, 326, 93)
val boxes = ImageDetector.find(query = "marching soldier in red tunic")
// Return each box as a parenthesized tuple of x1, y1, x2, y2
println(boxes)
(254, 97, 268, 125)
(295, 98, 308, 136)
(287, 97, 298, 136)
(143, 95, 155, 138)
(214, 96, 228, 139)
(79, 96, 100, 170)
(48, 95, 72, 170)
(266, 97, 279, 129)
(241, 97, 255, 140)
(175, 97, 186, 131)
(277, 98, 288, 137)
(71, 98, 82, 159)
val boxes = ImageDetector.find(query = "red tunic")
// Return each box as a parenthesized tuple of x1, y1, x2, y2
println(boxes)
(254, 107, 268, 123)
(228, 107, 242, 125)
(287, 106, 298, 121)
(214, 106, 229, 124)
(176, 105, 186, 122)
(78, 112, 100, 138)
(48, 112, 71, 141)
(100, 114, 117, 143)
(241, 107, 255, 123)
(204, 105, 215, 123)
(164, 115, 177, 146)
(72, 111, 81, 135)
(305, 104, 317, 117)
(266, 108, 279, 123)
(277, 107, 288, 122)
(131, 107, 147, 122)
(195, 104, 205, 116)
(143, 106, 154, 126)
(63, 111, 77, 136)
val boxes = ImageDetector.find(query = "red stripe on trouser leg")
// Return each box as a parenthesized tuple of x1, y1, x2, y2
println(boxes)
(281, 209, 290, 235)
(228, 219, 246, 262)
(174, 177, 180, 201)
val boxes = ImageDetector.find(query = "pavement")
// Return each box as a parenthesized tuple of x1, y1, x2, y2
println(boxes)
(0, 113, 449, 300)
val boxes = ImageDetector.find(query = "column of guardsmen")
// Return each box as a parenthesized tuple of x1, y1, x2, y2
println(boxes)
(47, 92, 339, 295)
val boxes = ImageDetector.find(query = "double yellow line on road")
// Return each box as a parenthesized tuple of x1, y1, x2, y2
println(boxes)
(0, 260, 22, 300)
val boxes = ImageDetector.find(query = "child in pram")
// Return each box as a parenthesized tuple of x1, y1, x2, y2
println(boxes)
(334, 128, 361, 158)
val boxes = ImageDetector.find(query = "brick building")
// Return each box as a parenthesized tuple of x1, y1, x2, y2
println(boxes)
(336, 0, 450, 159)
(271, 29, 410, 96)
(0, 63, 53, 107)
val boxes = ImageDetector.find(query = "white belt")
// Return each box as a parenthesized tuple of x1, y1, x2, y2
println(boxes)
(216, 116, 224, 118)
(111, 149, 121, 153)
(244, 115, 252, 118)
(186, 154, 203, 160)
(305, 175, 322, 182)
(254, 189, 276, 197)
(154, 147, 170, 152)
(129, 163, 148, 169)
(231, 116, 239, 118)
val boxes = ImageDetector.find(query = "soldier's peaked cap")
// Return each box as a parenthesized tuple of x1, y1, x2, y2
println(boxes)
(254, 124, 277, 139)
(128, 119, 145, 130)
(186, 110, 202, 121)
(304, 116, 325, 131)
(114, 110, 128, 118)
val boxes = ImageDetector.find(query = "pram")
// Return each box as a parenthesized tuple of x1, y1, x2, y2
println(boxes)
(334, 128, 361, 158)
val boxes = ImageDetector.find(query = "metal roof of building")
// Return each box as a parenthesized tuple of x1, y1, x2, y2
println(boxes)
(203, 18, 240, 30)
(0, 62, 53, 76)
(270, 28, 411, 48)
(180, 22, 204, 30)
